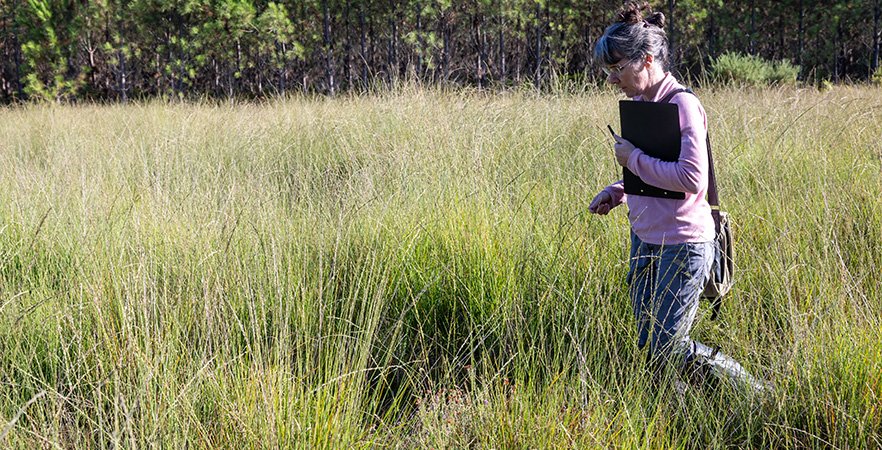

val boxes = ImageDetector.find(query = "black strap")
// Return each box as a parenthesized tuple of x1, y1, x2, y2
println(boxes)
(659, 88, 721, 234)
(662, 88, 724, 320)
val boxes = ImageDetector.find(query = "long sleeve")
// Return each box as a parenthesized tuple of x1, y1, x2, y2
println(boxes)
(620, 74, 715, 245)
(603, 180, 626, 206)
(625, 94, 708, 194)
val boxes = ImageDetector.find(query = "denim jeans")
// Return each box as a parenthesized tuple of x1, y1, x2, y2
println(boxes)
(626, 232, 758, 388)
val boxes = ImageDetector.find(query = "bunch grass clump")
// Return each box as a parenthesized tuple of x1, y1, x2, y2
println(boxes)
(711, 52, 801, 86)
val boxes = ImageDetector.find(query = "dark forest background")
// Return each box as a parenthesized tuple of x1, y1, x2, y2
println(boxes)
(1, 0, 880, 102)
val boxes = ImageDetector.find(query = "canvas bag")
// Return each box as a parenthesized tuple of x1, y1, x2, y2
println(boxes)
(660, 88, 734, 320)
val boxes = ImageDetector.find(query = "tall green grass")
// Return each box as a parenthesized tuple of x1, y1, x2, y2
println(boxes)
(0, 86, 879, 448)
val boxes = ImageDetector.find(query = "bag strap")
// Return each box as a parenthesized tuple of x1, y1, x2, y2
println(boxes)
(658, 88, 721, 234)
(661, 88, 724, 320)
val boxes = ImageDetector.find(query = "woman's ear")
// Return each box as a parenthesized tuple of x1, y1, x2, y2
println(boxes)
(644, 54, 654, 68)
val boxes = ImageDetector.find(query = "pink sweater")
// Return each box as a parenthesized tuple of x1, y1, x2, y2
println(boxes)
(603, 74, 715, 245)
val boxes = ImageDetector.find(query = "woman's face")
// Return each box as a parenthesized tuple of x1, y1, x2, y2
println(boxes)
(605, 53, 650, 98)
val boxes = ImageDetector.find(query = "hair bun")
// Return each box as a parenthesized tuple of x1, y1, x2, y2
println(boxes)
(615, 2, 665, 29)
(645, 12, 666, 28)
(616, 2, 645, 24)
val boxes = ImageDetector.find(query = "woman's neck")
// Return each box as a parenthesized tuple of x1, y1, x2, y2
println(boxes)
(641, 69, 668, 101)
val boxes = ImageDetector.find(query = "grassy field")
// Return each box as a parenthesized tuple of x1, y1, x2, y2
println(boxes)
(0, 85, 880, 448)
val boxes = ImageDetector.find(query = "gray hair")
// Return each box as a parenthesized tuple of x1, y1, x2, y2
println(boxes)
(594, 18, 669, 70)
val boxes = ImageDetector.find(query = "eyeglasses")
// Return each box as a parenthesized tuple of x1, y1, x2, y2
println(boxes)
(602, 56, 642, 76)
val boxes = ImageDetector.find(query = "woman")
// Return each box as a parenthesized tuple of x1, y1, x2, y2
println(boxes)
(589, 3, 763, 393)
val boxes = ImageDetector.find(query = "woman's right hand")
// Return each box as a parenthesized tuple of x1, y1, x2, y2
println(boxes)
(588, 190, 614, 215)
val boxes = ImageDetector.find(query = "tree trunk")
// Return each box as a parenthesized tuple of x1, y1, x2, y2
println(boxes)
(213, 58, 219, 95)
(1, 8, 8, 99)
(86, 38, 97, 91)
(256, 48, 264, 96)
(706, 9, 716, 61)
(533, 3, 542, 88)
(176, 17, 186, 98)
(797, 0, 804, 68)
(13, 0, 22, 99)
(475, 11, 485, 87)
(1, 12, 8, 100)
(119, 47, 128, 103)
(834, 17, 842, 82)
(441, 9, 450, 82)
(369, 11, 376, 86)
(344, 0, 352, 90)
(388, 12, 395, 83)
(814, 18, 821, 84)
(323, 0, 335, 95)
(873, 0, 881, 73)
(498, 13, 505, 82)
(234, 37, 242, 98)
(156, 53, 162, 96)
(748, 0, 755, 54)
(166, 31, 175, 97)
(393, 5, 400, 81)
(668, 0, 677, 68)
(359, 4, 367, 87)
(416, 1, 424, 79)
(279, 42, 287, 94)
(515, 15, 521, 82)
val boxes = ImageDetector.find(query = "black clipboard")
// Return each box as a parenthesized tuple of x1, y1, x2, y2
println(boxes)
(619, 100, 686, 199)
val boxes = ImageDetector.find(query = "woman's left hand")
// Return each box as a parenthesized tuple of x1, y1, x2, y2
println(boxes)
(612, 134, 636, 167)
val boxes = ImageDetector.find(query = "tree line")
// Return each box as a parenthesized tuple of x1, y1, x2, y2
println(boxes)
(0, 0, 879, 102)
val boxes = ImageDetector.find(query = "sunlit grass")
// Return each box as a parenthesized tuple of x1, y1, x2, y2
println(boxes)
(0, 85, 879, 448)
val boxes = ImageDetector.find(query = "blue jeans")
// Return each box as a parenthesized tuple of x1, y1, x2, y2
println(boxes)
(627, 232, 757, 387)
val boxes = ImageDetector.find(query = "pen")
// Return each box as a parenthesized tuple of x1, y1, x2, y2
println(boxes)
(607, 124, 620, 143)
